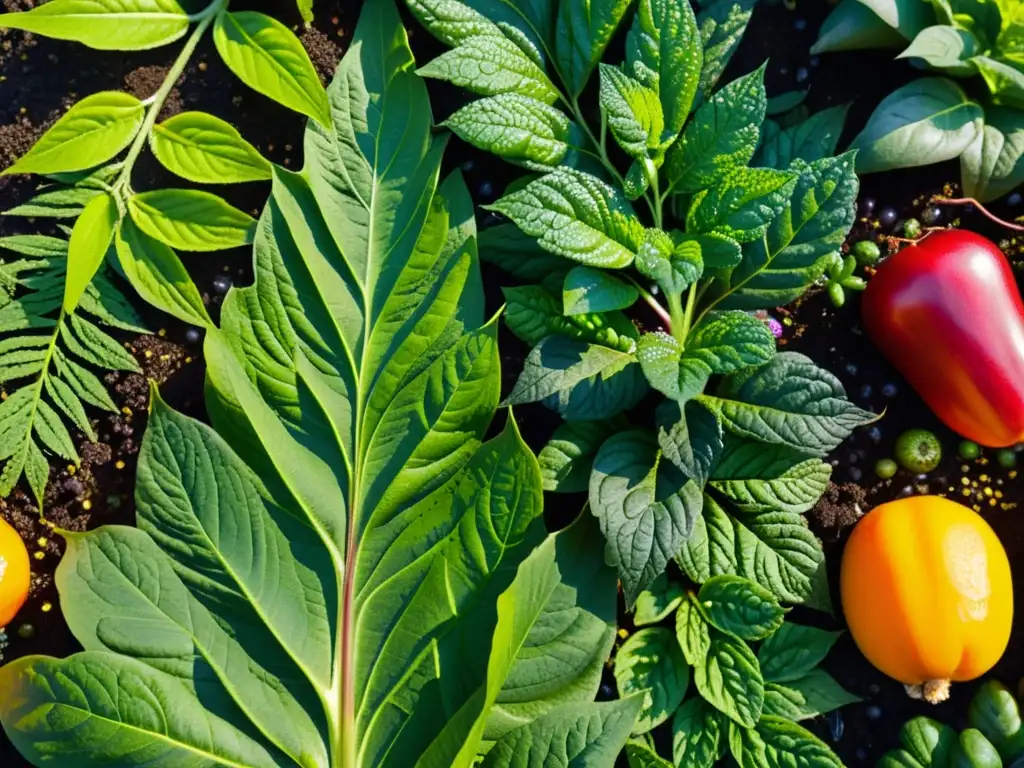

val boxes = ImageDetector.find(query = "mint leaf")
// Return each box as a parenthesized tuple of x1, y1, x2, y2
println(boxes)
(710, 437, 832, 515)
(673, 697, 726, 768)
(655, 399, 723, 486)
(590, 430, 703, 605)
(539, 418, 623, 493)
(563, 266, 639, 315)
(599, 64, 667, 162)
(614, 627, 690, 734)
(504, 335, 648, 421)
(503, 285, 638, 349)
(698, 575, 784, 641)
(668, 65, 767, 194)
(556, 0, 633, 96)
(635, 572, 686, 626)
(758, 623, 843, 683)
(696, 0, 756, 97)
(687, 166, 798, 244)
(488, 168, 645, 268)
(729, 715, 844, 768)
(418, 34, 560, 104)
(626, 0, 703, 137)
(694, 232, 743, 269)
(444, 94, 585, 170)
(693, 629, 764, 727)
(676, 594, 712, 665)
(755, 105, 851, 169)
(636, 228, 704, 293)
(763, 670, 861, 721)
(700, 352, 876, 456)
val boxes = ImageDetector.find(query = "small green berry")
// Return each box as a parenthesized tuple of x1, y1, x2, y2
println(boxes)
(894, 428, 942, 473)
(997, 449, 1017, 469)
(875, 458, 898, 480)
(958, 440, 981, 460)
(903, 218, 923, 239)
(16, 623, 34, 640)
(842, 276, 867, 291)
(827, 281, 845, 308)
(852, 240, 881, 265)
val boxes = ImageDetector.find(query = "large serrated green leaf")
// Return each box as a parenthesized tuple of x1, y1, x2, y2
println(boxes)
(698, 574, 784, 641)
(151, 111, 273, 184)
(686, 166, 798, 244)
(128, 189, 257, 252)
(599, 64, 667, 162)
(503, 284, 638, 350)
(538, 418, 623, 493)
(729, 715, 844, 768)
(710, 436, 832, 515)
(693, 629, 764, 727)
(673, 697, 726, 768)
(755, 105, 851, 169)
(696, 0, 756, 97)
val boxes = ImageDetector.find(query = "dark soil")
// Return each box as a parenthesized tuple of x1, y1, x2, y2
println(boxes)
(2, 0, 1023, 766)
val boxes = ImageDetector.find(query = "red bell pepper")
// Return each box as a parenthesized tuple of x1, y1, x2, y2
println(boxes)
(862, 230, 1024, 448)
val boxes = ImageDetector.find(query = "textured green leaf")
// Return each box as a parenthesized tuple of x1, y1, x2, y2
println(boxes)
(673, 697, 726, 768)
(65, 191, 118, 313)
(700, 352, 876, 456)
(488, 168, 645, 268)
(419, 35, 559, 104)
(4, 92, 143, 177)
(634, 572, 686, 626)
(563, 266, 639, 315)
(696, 0, 756, 97)
(755, 105, 851, 169)
(626, 0, 703, 137)
(687, 166, 797, 244)
(898, 25, 979, 74)
(763, 670, 861, 721)
(590, 430, 702, 605)
(668, 66, 766, 194)
(614, 627, 690, 734)
(655, 399, 723, 486)
(128, 189, 257, 252)
(444, 94, 585, 170)
(44, 375, 95, 440)
(757, 623, 843, 683)
(962, 107, 1024, 202)
(0, 0, 190, 51)
(480, 224, 573, 283)
(600, 64, 667, 162)
(213, 11, 332, 128)
(626, 740, 676, 768)
(811, 0, 907, 55)
(503, 285, 638, 350)
(729, 715, 844, 768)
(693, 629, 764, 727)
(676, 595, 712, 665)
(710, 437, 832, 515)
(538, 418, 622, 493)
(635, 228, 704, 293)
(698, 575, 784, 641)
(151, 111, 272, 184)
(63, 314, 141, 372)
(880, 717, 958, 768)
(556, 0, 633, 96)
(974, 56, 1024, 109)
(54, 349, 117, 412)
(857, 0, 935, 39)
(3, 185, 102, 219)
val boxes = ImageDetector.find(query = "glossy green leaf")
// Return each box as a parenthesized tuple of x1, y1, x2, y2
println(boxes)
(857, 0, 934, 39)
(757, 623, 843, 683)
(693, 629, 764, 727)
(563, 266, 639, 315)
(487, 168, 645, 268)
(668, 66, 766, 194)
(696, 0, 756, 96)
(599, 64, 667, 162)
(755, 105, 851, 169)
(115, 218, 213, 328)
(503, 284, 639, 350)
(763, 670, 861, 721)
(626, 741, 676, 768)
(3, 185, 104, 219)
(626, 0, 703, 137)
(213, 10, 332, 128)
(3, 92, 143, 176)
(812, 0, 906, 54)
(614, 627, 690, 734)
(673, 697, 726, 768)
(962, 107, 1024, 202)
(634, 572, 686, 626)
(729, 715, 844, 768)
(480, 224, 573, 285)
(538, 419, 623, 493)
(898, 25, 979, 74)
(590, 430, 702, 605)
(65, 192, 118, 313)
(0, 0, 189, 51)
(655, 399, 723, 487)
(686, 166, 798, 244)
(710, 437, 832, 515)
(635, 228, 704, 293)
(698, 574, 784, 640)
(766, 90, 808, 116)
(151, 111, 273, 184)
(968, 681, 1023, 758)
(879, 717, 958, 768)
(128, 189, 257, 251)
(556, 0, 633, 96)
(849, 77, 983, 174)
(974, 56, 1024, 109)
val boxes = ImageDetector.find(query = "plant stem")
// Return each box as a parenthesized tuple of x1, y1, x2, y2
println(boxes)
(680, 282, 697, 338)
(111, 0, 225, 201)
(666, 291, 685, 342)
(626, 276, 672, 327)
(649, 166, 663, 230)
(931, 196, 1024, 232)
(570, 96, 626, 189)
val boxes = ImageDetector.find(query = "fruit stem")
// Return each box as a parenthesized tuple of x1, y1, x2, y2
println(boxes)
(905, 679, 952, 704)
(931, 196, 1024, 233)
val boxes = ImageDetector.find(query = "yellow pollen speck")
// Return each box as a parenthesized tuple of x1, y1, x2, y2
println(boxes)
(962, 465, 970, 473)
(122, 407, 132, 416)
(990, 498, 998, 506)
(158, 329, 166, 337)
(82, 500, 91, 511)
(984, 488, 993, 497)
(962, 489, 971, 496)
(961, 477, 970, 486)
(67, 465, 76, 474)
(980, 474, 990, 482)
(35, 538, 46, 547)
(144, 350, 153, 359)
(41, 602, 52, 613)
(996, 490, 1004, 499)
(32, 551, 43, 560)
(1010, 471, 1018, 479)
(185, 357, 193, 364)
(618, 628, 628, 639)
(115, 460, 125, 470)
(198, 61, 208, 72)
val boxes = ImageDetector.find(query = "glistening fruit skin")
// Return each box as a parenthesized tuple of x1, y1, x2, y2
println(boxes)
(863, 230, 1024, 447)
(841, 496, 1012, 701)
(0, 517, 29, 627)
(894, 428, 942, 473)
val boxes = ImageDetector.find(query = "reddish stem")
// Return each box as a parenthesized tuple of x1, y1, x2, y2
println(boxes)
(931, 196, 1024, 233)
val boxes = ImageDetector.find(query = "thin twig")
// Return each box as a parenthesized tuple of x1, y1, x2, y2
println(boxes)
(931, 196, 1024, 232)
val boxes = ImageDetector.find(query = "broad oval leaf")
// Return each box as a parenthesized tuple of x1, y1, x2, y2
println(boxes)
(849, 77, 983, 174)
(614, 627, 689, 734)
(634, 572, 686, 626)
(961, 107, 1024, 203)
(673, 697, 726, 768)
(710, 437, 832, 515)
(599, 64, 667, 162)
(151, 111, 273, 184)
(696, 0, 756, 97)
(762, 670, 861, 721)
(3, 91, 144, 176)
(563, 266, 639, 315)
(590, 430, 703, 605)
(754, 105, 851, 169)
(128, 189, 257, 251)
(0, 0, 189, 51)
(686, 166, 798, 244)
(503, 285, 639, 351)
(626, 741, 676, 768)
(676, 595, 712, 666)
(65, 191, 118, 313)
(757, 623, 843, 683)
(857, 0, 933, 39)
(811, 0, 907, 54)
(729, 715, 844, 768)
(656, 399, 723, 486)
(898, 25, 979, 75)
(213, 10, 332, 128)
(694, 629, 764, 727)
(538, 418, 623, 493)
(697, 574, 784, 640)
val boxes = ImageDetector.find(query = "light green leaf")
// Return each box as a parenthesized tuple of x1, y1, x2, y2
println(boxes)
(556, 0, 633, 96)
(634, 572, 686, 626)
(150, 111, 272, 184)
(539, 418, 623, 493)
(128, 189, 257, 251)
(687, 166, 798, 244)
(626, 740, 676, 768)
(503, 284, 638, 350)
(700, 352, 876, 456)
(599, 64, 667, 162)
(590, 430, 702, 605)
(755, 105, 851, 169)
(850, 77, 983, 173)
(898, 25, 979, 74)
(63, 314, 140, 372)
(419, 34, 559, 104)
(673, 697, 726, 768)
(880, 717, 957, 768)
(676, 595, 712, 665)
(635, 228, 704, 293)
(0, 0, 189, 51)
(696, 0, 756, 96)
(655, 399, 723, 486)
(710, 437, 832, 515)
(962, 107, 1024, 202)
(115, 218, 213, 328)
(811, 0, 906, 54)
(677, 494, 825, 604)
(488, 168, 645, 268)
(668, 65, 766, 194)
(857, 0, 935, 39)
(763, 670, 861, 721)
(758, 623, 843, 683)
(626, 0, 703, 137)
(974, 56, 1024, 109)
(698, 574, 784, 641)
(694, 629, 763, 727)
(65, 191, 117, 313)
(3, 185, 103, 219)
(213, 10, 332, 128)
(3, 92, 143, 176)
(729, 715, 844, 768)
(444, 94, 585, 170)
(563, 266, 639, 315)
(614, 627, 690, 734)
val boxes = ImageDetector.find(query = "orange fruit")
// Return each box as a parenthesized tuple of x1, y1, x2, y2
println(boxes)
(0, 516, 29, 627)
